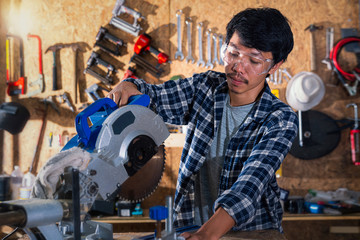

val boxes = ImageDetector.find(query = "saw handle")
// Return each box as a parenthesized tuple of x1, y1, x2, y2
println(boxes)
(128, 94, 150, 107)
(76, 98, 118, 146)
(75, 95, 150, 147)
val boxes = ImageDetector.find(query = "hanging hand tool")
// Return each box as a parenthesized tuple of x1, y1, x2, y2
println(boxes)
(94, 26, 126, 56)
(30, 97, 60, 174)
(305, 24, 323, 71)
(71, 44, 80, 104)
(175, 10, 184, 61)
(84, 51, 117, 85)
(212, 33, 220, 66)
(131, 33, 170, 77)
(267, 68, 292, 85)
(133, 33, 171, 66)
(45, 44, 65, 91)
(347, 103, 360, 165)
(206, 29, 214, 69)
(110, 0, 144, 36)
(196, 22, 205, 67)
(27, 34, 44, 97)
(321, 27, 334, 70)
(122, 66, 138, 80)
(6, 37, 10, 85)
(334, 69, 360, 96)
(218, 34, 224, 65)
(48, 132, 53, 147)
(85, 83, 110, 102)
(59, 92, 75, 112)
(185, 17, 194, 64)
(6, 34, 26, 96)
(63, 42, 90, 104)
(130, 54, 163, 77)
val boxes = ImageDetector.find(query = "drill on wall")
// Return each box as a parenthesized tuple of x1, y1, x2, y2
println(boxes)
(130, 33, 170, 77)
(134, 33, 170, 66)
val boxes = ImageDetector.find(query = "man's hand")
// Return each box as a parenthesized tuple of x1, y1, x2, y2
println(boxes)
(181, 230, 214, 240)
(107, 81, 142, 106)
(180, 207, 235, 240)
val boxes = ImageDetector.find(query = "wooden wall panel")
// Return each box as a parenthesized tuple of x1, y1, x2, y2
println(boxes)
(1, 0, 360, 223)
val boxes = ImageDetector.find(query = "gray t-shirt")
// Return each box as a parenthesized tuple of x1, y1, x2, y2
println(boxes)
(194, 94, 254, 225)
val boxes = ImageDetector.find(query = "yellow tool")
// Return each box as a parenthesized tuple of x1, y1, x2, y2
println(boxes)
(6, 38, 10, 84)
(6, 34, 26, 96)
(271, 88, 282, 178)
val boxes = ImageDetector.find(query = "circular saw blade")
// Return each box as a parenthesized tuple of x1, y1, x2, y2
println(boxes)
(117, 144, 165, 202)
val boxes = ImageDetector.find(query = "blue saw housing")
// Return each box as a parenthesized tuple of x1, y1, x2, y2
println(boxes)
(62, 95, 150, 152)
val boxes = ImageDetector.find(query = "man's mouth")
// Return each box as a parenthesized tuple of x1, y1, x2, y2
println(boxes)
(226, 73, 248, 85)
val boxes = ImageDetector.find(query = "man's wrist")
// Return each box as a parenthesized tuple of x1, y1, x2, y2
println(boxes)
(195, 207, 235, 239)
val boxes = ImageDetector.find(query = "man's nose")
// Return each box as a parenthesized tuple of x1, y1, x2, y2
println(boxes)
(232, 59, 246, 73)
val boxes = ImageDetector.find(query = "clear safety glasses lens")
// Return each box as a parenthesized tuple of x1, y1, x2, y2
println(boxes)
(221, 44, 273, 75)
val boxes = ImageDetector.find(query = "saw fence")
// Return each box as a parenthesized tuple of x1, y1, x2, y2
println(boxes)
(0, 0, 360, 239)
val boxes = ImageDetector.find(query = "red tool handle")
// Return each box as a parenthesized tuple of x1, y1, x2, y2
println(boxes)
(330, 37, 360, 82)
(350, 129, 360, 165)
(7, 77, 25, 96)
(27, 34, 43, 74)
(122, 67, 138, 80)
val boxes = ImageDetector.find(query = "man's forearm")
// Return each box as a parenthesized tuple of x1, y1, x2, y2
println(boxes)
(181, 207, 235, 240)
(199, 207, 235, 238)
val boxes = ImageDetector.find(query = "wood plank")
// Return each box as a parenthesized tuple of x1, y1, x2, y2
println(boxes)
(283, 213, 360, 221)
(330, 226, 360, 234)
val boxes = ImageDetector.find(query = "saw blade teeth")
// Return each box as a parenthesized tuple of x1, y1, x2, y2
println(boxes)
(117, 144, 167, 202)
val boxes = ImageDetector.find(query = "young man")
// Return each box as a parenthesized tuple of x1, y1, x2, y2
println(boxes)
(108, 7, 298, 239)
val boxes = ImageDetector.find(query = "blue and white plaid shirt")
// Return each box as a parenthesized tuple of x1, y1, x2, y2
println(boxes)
(125, 70, 298, 232)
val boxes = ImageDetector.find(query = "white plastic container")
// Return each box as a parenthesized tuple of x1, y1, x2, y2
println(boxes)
(19, 171, 36, 200)
(10, 166, 23, 200)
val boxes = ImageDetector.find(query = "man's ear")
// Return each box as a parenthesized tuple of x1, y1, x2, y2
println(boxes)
(268, 60, 284, 75)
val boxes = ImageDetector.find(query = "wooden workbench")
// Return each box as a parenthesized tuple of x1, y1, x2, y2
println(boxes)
(94, 213, 360, 239)
(95, 212, 360, 224)
(113, 230, 286, 240)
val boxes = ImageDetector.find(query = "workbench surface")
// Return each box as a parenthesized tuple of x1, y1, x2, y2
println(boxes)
(113, 230, 286, 240)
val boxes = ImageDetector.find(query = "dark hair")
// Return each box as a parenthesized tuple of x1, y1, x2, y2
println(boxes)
(225, 8, 294, 64)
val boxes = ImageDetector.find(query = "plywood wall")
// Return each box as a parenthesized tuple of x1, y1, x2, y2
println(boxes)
(0, 0, 360, 210)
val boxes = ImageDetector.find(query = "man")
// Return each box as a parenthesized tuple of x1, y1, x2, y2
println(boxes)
(108, 7, 298, 239)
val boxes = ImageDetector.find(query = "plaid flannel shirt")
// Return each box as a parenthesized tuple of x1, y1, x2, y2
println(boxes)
(125, 70, 298, 232)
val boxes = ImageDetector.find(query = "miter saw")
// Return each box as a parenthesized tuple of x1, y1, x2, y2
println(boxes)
(0, 95, 170, 239)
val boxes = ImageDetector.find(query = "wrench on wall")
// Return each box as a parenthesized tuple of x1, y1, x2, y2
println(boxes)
(175, 10, 184, 61)
(185, 17, 194, 64)
(196, 22, 205, 67)
(212, 33, 220, 66)
(219, 34, 224, 65)
(205, 29, 214, 69)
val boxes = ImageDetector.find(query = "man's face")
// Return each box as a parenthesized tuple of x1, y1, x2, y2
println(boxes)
(224, 32, 278, 97)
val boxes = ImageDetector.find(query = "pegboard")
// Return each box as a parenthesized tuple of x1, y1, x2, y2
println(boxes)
(0, 0, 360, 218)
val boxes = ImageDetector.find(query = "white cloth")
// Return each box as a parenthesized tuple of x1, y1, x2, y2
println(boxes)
(31, 147, 91, 199)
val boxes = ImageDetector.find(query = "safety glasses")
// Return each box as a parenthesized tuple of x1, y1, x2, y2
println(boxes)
(221, 44, 274, 75)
